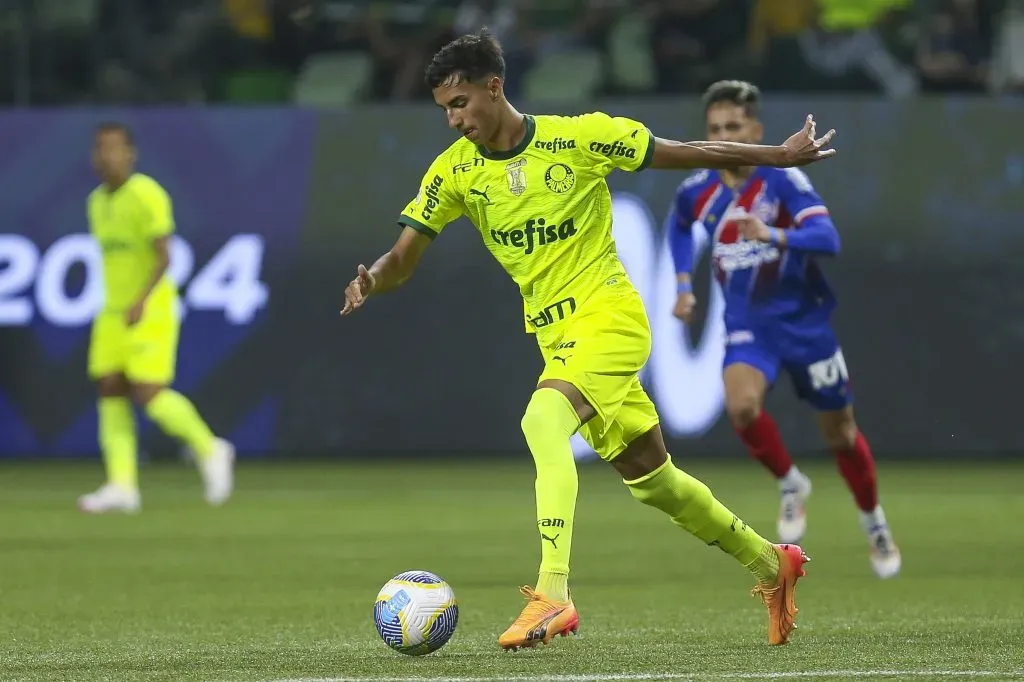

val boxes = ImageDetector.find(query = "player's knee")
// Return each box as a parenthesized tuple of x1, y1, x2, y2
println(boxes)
(130, 383, 163, 407)
(96, 375, 130, 398)
(521, 394, 555, 439)
(521, 389, 579, 451)
(612, 426, 669, 481)
(725, 395, 761, 430)
(825, 419, 858, 452)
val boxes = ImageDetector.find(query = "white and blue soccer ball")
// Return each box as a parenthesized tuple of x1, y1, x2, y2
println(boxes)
(373, 570, 459, 656)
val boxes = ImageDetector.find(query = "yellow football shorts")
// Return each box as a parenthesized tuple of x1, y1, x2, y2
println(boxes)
(536, 283, 661, 461)
(87, 298, 179, 385)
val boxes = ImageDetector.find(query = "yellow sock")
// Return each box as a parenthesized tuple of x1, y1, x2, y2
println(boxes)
(98, 398, 137, 489)
(625, 456, 780, 585)
(144, 390, 215, 460)
(537, 571, 569, 602)
(520, 388, 581, 600)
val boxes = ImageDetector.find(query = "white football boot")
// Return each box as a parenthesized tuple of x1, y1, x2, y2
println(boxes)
(777, 468, 812, 544)
(861, 506, 901, 579)
(198, 437, 235, 506)
(78, 483, 141, 514)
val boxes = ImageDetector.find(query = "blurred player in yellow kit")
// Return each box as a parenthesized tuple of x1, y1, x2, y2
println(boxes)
(78, 122, 235, 514)
(342, 31, 838, 648)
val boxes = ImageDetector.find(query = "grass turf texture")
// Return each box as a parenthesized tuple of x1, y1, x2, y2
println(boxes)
(1, 459, 1022, 682)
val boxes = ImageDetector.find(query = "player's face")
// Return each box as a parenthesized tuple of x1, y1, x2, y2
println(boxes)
(92, 130, 136, 180)
(433, 76, 502, 144)
(705, 103, 763, 145)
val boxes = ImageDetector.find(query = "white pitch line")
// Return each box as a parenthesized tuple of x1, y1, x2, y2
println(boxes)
(269, 670, 1023, 682)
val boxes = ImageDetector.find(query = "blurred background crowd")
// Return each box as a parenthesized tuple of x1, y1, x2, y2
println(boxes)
(2, 0, 1022, 106)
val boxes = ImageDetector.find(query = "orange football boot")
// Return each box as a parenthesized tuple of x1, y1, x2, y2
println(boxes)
(498, 586, 579, 651)
(751, 543, 810, 645)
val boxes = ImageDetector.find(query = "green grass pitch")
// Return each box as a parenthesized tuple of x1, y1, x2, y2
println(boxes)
(1, 458, 1023, 682)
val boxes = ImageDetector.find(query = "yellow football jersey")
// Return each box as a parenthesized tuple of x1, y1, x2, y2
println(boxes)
(398, 112, 654, 340)
(87, 173, 177, 313)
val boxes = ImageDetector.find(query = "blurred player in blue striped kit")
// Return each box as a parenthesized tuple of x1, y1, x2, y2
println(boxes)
(668, 81, 901, 578)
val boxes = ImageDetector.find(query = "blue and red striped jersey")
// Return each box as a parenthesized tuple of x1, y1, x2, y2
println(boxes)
(668, 166, 841, 328)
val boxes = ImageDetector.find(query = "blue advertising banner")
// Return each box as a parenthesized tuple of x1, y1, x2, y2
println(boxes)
(1, 98, 1021, 460)
(0, 109, 316, 456)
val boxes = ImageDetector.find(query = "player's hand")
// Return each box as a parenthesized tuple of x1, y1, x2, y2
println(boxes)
(673, 292, 696, 323)
(733, 211, 772, 242)
(125, 300, 145, 326)
(340, 264, 376, 316)
(780, 115, 836, 167)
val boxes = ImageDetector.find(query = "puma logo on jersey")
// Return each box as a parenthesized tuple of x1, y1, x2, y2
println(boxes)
(541, 533, 560, 549)
(490, 217, 578, 255)
(469, 186, 492, 204)
(552, 355, 571, 365)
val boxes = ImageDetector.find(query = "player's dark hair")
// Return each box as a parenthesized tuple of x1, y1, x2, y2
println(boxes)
(95, 121, 135, 147)
(702, 80, 761, 119)
(425, 28, 506, 89)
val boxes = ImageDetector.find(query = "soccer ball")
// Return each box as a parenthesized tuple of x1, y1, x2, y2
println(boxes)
(373, 570, 459, 656)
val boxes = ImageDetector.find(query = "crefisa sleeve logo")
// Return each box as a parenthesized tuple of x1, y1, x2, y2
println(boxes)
(420, 175, 444, 220)
(588, 140, 637, 160)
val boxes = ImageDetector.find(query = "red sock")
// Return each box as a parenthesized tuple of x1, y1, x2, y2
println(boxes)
(736, 411, 793, 478)
(835, 431, 878, 511)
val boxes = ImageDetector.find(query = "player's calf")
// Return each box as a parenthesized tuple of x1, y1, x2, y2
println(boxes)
(132, 382, 237, 506)
(819, 409, 875, 512)
(520, 386, 583, 602)
(739, 408, 812, 545)
(83, 373, 140, 511)
(498, 385, 585, 650)
(724, 368, 808, 542)
(724, 364, 797, 481)
(616, 426, 808, 644)
(817, 408, 900, 578)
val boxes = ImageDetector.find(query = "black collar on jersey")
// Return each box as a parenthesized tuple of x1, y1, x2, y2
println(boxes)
(476, 114, 536, 161)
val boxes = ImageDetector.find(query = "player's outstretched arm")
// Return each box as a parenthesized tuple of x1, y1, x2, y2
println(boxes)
(651, 115, 836, 170)
(340, 227, 432, 316)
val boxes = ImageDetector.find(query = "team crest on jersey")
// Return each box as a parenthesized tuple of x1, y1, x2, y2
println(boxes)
(750, 197, 778, 224)
(505, 158, 527, 196)
(544, 164, 575, 194)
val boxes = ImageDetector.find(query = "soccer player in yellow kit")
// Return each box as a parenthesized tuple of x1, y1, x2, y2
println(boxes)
(79, 122, 235, 514)
(342, 31, 836, 649)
